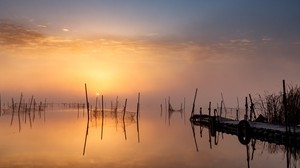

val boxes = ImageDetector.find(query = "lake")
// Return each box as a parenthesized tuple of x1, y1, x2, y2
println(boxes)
(0, 103, 298, 168)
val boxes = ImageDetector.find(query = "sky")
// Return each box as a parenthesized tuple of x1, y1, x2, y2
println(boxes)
(0, 0, 300, 106)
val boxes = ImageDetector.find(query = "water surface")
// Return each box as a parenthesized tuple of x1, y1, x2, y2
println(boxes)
(0, 105, 298, 167)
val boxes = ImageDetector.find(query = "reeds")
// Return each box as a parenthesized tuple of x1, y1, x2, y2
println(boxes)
(256, 81, 300, 129)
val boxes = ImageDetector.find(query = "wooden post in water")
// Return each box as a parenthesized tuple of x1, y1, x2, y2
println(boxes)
(236, 97, 240, 121)
(136, 92, 140, 143)
(245, 97, 248, 121)
(85, 84, 90, 122)
(208, 102, 211, 117)
(220, 100, 223, 118)
(160, 104, 163, 117)
(249, 94, 256, 121)
(122, 99, 127, 121)
(191, 88, 198, 116)
(221, 93, 227, 118)
(283, 80, 288, 133)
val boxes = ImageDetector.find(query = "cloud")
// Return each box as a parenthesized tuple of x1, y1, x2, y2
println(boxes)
(62, 28, 69, 32)
(0, 22, 44, 46)
(262, 37, 272, 42)
(37, 24, 47, 28)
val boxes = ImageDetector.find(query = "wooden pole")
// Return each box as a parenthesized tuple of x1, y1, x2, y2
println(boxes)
(220, 100, 223, 117)
(283, 80, 288, 133)
(122, 99, 127, 121)
(136, 92, 140, 143)
(245, 97, 248, 121)
(191, 88, 198, 116)
(221, 93, 227, 118)
(236, 97, 240, 121)
(249, 94, 255, 121)
(85, 84, 90, 122)
(208, 102, 211, 117)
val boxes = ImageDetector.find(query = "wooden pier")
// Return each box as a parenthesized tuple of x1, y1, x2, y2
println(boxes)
(190, 114, 300, 147)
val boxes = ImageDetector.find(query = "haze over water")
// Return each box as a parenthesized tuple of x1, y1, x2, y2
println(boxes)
(1, 1, 300, 167)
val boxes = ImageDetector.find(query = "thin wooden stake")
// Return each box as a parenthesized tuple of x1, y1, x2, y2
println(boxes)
(283, 80, 288, 133)
(17, 93, 23, 132)
(191, 88, 198, 116)
(85, 84, 90, 121)
(122, 99, 127, 121)
(136, 92, 140, 143)
(245, 97, 248, 120)
(208, 102, 211, 117)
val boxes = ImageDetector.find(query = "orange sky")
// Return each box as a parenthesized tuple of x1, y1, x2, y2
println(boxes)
(1, 1, 300, 105)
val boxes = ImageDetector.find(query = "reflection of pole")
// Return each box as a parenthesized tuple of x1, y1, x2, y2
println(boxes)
(191, 123, 199, 152)
(164, 98, 167, 124)
(10, 98, 15, 126)
(183, 97, 186, 125)
(101, 95, 104, 140)
(123, 99, 127, 141)
(168, 96, 171, 126)
(83, 84, 90, 155)
(17, 93, 23, 132)
(246, 144, 250, 168)
(83, 115, 89, 155)
(28, 96, 33, 129)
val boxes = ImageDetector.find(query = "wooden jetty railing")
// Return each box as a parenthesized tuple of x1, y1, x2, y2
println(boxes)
(190, 114, 300, 147)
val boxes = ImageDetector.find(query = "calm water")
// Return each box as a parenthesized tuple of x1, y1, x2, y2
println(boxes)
(0, 104, 299, 168)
